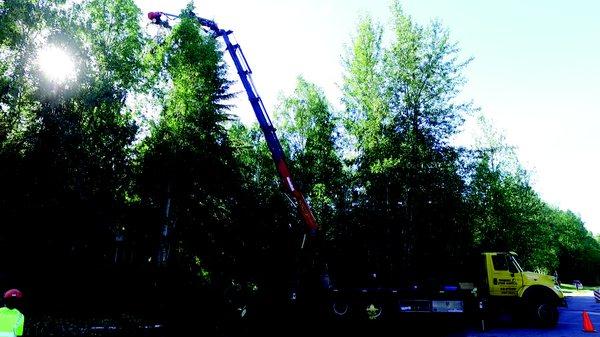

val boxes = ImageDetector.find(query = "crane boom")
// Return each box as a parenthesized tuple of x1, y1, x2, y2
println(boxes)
(148, 11, 319, 237)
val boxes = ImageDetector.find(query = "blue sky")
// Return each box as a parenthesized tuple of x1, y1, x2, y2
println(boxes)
(137, 0, 600, 233)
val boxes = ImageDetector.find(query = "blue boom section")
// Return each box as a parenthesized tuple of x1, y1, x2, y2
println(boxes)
(218, 30, 319, 236)
(148, 11, 319, 236)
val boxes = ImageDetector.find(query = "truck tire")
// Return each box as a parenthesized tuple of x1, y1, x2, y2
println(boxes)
(522, 287, 560, 327)
(531, 301, 558, 327)
(332, 302, 350, 317)
(365, 303, 384, 320)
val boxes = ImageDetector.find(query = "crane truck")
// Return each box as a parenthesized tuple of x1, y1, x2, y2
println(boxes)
(147, 10, 566, 330)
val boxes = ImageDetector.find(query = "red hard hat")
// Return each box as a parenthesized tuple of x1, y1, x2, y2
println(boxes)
(3, 289, 23, 299)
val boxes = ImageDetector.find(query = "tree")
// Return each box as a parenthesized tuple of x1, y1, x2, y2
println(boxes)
(137, 6, 258, 333)
(552, 208, 600, 283)
(341, 2, 472, 282)
(276, 77, 346, 240)
(342, 15, 386, 155)
(0, 0, 141, 313)
(467, 154, 557, 270)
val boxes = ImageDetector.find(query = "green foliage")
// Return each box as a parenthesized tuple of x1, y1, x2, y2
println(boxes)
(342, 15, 386, 152)
(341, 1, 472, 281)
(466, 119, 598, 280)
(138, 5, 239, 278)
(85, 0, 145, 89)
(467, 153, 557, 270)
(0, 2, 147, 325)
(276, 77, 346, 240)
(552, 209, 600, 282)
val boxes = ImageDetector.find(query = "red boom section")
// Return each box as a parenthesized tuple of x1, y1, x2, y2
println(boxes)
(276, 159, 318, 234)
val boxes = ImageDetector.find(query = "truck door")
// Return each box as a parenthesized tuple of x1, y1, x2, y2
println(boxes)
(488, 253, 522, 297)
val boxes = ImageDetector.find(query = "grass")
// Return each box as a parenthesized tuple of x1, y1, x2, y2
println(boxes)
(560, 283, 599, 293)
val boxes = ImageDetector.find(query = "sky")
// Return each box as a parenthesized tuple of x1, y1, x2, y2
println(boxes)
(136, 0, 600, 234)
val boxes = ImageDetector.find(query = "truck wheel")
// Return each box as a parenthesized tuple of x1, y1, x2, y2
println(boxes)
(531, 302, 558, 327)
(365, 303, 383, 320)
(331, 302, 350, 318)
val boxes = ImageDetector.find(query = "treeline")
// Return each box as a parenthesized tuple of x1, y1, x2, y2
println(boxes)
(0, 0, 598, 334)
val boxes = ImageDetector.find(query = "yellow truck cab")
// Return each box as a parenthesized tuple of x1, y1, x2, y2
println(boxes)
(481, 252, 565, 326)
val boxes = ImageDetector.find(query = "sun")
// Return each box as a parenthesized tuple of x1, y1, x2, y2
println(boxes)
(37, 45, 77, 84)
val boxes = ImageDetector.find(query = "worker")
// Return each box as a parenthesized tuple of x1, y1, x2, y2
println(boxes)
(0, 289, 24, 337)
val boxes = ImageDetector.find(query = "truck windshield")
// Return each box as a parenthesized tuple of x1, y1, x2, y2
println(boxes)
(509, 255, 523, 273)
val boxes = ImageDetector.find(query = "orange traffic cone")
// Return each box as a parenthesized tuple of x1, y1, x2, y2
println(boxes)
(583, 310, 597, 333)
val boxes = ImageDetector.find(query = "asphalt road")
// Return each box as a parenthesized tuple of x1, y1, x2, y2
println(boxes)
(458, 293, 600, 337)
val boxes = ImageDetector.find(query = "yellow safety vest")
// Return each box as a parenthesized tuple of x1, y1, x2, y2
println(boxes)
(0, 307, 24, 337)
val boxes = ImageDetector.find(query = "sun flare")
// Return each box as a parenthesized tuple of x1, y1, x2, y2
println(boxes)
(37, 45, 77, 84)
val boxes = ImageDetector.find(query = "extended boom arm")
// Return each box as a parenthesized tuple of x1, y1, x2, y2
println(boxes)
(148, 11, 319, 237)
